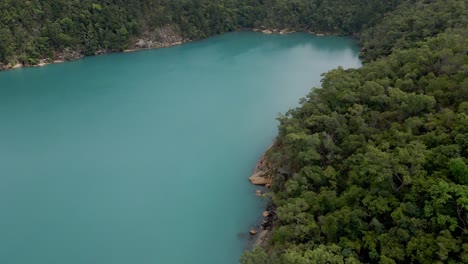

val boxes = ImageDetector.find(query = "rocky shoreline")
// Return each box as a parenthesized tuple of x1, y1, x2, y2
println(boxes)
(0, 27, 340, 72)
(247, 142, 277, 248)
(252, 27, 337, 37)
(0, 25, 186, 72)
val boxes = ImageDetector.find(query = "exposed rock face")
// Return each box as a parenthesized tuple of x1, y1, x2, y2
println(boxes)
(37, 59, 50, 66)
(135, 39, 150, 49)
(249, 171, 269, 185)
(0, 62, 24, 70)
(249, 176, 268, 185)
(248, 143, 277, 247)
(131, 25, 184, 50)
(1, 25, 185, 72)
(59, 48, 83, 61)
(254, 28, 296, 35)
(95, 49, 111, 55)
(248, 143, 274, 186)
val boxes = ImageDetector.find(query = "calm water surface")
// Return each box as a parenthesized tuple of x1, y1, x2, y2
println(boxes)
(0, 32, 360, 264)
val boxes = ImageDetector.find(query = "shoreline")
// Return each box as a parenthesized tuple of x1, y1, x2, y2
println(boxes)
(122, 40, 185, 53)
(247, 141, 277, 248)
(0, 28, 345, 72)
(0, 41, 188, 72)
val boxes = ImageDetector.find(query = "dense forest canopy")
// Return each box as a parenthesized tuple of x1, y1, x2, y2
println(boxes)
(0, 0, 466, 263)
(0, 0, 401, 65)
(241, 0, 468, 263)
(359, 0, 467, 62)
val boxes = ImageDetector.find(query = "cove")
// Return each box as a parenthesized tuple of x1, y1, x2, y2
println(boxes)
(0, 32, 360, 264)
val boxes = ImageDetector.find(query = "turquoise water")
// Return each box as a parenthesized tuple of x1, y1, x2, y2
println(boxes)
(0, 32, 360, 264)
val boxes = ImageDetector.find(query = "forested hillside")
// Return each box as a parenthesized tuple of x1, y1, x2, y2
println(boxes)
(1, 0, 466, 263)
(0, 0, 400, 67)
(242, 0, 468, 263)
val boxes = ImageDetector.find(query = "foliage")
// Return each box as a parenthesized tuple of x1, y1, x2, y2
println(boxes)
(1, 0, 466, 262)
(0, 0, 402, 66)
(359, 0, 467, 62)
(242, 1, 467, 262)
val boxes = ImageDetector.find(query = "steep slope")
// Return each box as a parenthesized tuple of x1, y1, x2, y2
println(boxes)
(0, 0, 400, 68)
(242, 1, 467, 263)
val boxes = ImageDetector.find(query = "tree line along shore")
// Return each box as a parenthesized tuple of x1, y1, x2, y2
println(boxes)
(0, 0, 400, 69)
(1, 0, 466, 263)
(242, 0, 467, 263)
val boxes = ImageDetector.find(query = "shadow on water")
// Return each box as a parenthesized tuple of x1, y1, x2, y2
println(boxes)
(189, 32, 360, 61)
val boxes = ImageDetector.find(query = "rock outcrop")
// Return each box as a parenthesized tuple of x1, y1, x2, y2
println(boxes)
(248, 143, 277, 248)
(0, 24, 184, 72)
(249, 172, 269, 185)
(248, 142, 274, 186)
(59, 48, 83, 61)
(130, 25, 185, 50)
(254, 28, 296, 35)
(249, 229, 258, 235)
